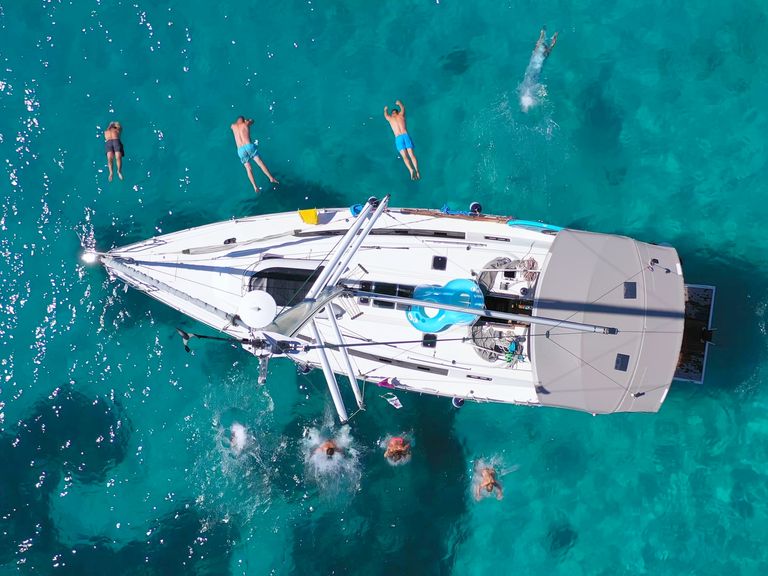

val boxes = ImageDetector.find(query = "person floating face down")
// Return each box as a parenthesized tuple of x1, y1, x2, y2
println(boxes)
(475, 467, 503, 500)
(384, 100, 420, 180)
(383, 436, 411, 463)
(230, 116, 279, 194)
(104, 121, 124, 182)
(315, 439, 342, 459)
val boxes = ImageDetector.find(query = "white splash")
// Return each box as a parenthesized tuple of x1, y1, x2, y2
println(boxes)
(229, 422, 248, 455)
(518, 31, 555, 113)
(471, 456, 519, 500)
(379, 434, 413, 466)
(303, 424, 361, 495)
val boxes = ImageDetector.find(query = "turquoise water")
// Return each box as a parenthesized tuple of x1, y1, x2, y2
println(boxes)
(2, 0, 768, 573)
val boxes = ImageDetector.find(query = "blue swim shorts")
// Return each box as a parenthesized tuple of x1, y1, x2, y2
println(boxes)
(237, 142, 259, 164)
(395, 133, 414, 152)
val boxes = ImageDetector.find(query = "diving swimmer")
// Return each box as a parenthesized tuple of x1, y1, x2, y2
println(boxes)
(519, 28, 559, 112)
(230, 116, 279, 194)
(534, 27, 558, 58)
(229, 422, 247, 455)
(383, 436, 411, 463)
(384, 100, 420, 180)
(315, 439, 342, 459)
(475, 466, 503, 500)
(104, 121, 124, 182)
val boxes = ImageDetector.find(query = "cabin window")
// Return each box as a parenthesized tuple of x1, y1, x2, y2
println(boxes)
(248, 266, 324, 307)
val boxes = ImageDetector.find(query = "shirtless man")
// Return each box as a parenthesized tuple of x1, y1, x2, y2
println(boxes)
(475, 466, 503, 500)
(104, 121, 124, 182)
(384, 100, 420, 180)
(230, 116, 279, 193)
(315, 439, 341, 458)
(383, 436, 411, 463)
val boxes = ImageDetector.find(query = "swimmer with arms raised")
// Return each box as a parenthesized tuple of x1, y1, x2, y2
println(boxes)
(383, 436, 411, 463)
(384, 100, 420, 180)
(230, 116, 279, 194)
(475, 466, 503, 500)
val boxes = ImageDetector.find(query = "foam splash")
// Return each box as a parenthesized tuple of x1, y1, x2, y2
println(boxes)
(379, 434, 413, 466)
(303, 424, 361, 495)
(229, 422, 248, 455)
(471, 456, 518, 500)
(518, 45, 548, 112)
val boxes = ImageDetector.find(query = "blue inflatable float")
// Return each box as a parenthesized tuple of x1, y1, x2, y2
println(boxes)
(406, 279, 485, 332)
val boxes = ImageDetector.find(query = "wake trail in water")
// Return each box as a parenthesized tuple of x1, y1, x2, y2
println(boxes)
(518, 29, 557, 113)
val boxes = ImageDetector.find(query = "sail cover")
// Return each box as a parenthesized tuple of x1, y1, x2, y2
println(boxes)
(531, 229, 685, 414)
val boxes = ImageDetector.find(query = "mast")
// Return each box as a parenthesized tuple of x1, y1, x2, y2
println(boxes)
(292, 197, 389, 422)
(310, 320, 349, 423)
(348, 290, 618, 334)
(305, 199, 374, 299)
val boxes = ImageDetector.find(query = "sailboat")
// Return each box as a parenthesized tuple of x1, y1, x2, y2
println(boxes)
(84, 197, 715, 422)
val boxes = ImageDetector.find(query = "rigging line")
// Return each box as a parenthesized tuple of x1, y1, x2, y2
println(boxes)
(544, 335, 630, 394)
(306, 336, 470, 351)
(119, 259, 244, 297)
(524, 329, 684, 338)
(280, 227, 351, 310)
(320, 320, 418, 370)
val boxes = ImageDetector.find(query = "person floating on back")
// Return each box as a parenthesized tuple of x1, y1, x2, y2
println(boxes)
(519, 27, 558, 113)
(104, 121, 124, 181)
(475, 466, 503, 500)
(230, 116, 279, 193)
(384, 100, 420, 180)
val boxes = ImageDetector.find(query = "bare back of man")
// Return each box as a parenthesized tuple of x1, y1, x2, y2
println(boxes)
(104, 121, 124, 182)
(383, 100, 420, 180)
(230, 116, 278, 194)
(475, 467, 503, 500)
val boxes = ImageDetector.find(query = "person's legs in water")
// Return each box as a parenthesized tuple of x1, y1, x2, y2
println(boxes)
(116, 150, 123, 180)
(107, 151, 115, 182)
(244, 161, 260, 193)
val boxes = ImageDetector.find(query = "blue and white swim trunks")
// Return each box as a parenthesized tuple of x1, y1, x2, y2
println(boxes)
(237, 142, 259, 164)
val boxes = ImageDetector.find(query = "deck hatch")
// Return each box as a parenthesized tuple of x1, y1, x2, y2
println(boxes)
(614, 353, 630, 372)
(432, 256, 447, 270)
(249, 266, 324, 307)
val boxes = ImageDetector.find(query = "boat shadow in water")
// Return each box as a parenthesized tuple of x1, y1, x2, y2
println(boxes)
(670, 243, 765, 397)
(235, 176, 348, 218)
(287, 393, 470, 576)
